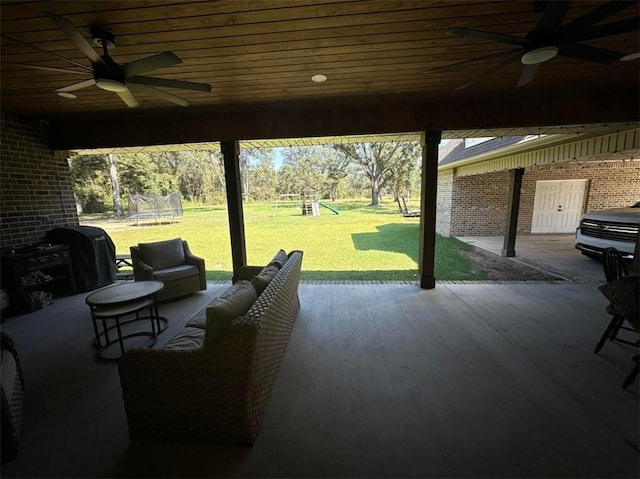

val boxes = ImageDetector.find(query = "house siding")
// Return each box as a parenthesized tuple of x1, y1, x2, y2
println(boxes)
(0, 113, 78, 249)
(438, 161, 640, 237)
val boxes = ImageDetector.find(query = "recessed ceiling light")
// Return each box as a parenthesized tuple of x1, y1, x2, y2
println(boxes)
(620, 52, 640, 62)
(57, 92, 77, 99)
(311, 74, 327, 83)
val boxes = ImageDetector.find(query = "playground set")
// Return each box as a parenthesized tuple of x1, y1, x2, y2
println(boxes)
(273, 187, 339, 217)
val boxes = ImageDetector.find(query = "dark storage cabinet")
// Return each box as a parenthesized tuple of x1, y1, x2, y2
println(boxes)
(1, 245, 76, 314)
(48, 226, 117, 292)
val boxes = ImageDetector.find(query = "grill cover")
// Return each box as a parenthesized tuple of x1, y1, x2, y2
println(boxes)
(48, 226, 117, 292)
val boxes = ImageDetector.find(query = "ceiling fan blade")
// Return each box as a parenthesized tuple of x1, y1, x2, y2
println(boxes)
(123, 52, 182, 78)
(563, 1, 634, 36)
(448, 28, 530, 47)
(130, 83, 190, 107)
(116, 89, 139, 108)
(2, 33, 91, 71)
(4, 62, 88, 75)
(517, 63, 540, 87)
(567, 18, 640, 42)
(45, 12, 103, 65)
(56, 79, 96, 92)
(425, 48, 522, 73)
(558, 43, 622, 64)
(455, 51, 521, 90)
(537, 0, 571, 34)
(127, 75, 212, 92)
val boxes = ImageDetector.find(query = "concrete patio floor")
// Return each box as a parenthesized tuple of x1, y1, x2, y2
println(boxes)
(457, 234, 605, 285)
(1, 276, 638, 478)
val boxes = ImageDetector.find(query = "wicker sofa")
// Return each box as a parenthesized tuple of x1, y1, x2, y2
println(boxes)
(119, 250, 303, 444)
(130, 238, 206, 302)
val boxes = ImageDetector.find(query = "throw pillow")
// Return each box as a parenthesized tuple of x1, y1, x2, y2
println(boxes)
(269, 249, 288, 268)
(138, 238, 185, 270)
(205, 280, 257, 346)
(251, 264, 280, 295)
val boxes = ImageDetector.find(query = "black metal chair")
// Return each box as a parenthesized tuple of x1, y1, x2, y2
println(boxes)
(594, 248, 635, 354)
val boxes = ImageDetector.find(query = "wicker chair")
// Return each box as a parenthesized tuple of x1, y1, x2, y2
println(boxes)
(130, 238, 206, 302)
(1, 334, 25, 462)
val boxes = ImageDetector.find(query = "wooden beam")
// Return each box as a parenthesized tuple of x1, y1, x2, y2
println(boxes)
(220, 140, 247, 281)
(418, 130, 441, 289)
(502, 168, 524, 258)
(48, 88, 639, 151)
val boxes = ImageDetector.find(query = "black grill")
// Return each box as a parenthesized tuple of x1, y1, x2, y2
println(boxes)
(580, 220, 638, 243)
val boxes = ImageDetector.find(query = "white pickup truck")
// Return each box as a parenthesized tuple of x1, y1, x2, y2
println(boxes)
(575, 202, 640, 258)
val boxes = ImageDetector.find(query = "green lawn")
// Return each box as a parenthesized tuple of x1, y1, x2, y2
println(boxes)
(81, 199, 486, 281)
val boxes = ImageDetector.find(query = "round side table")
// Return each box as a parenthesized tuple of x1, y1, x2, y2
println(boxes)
(85, 280, 167, 360)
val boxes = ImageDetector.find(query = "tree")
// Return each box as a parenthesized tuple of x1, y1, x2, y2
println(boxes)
(68, 154, 111, 213)
(240, 148, 275, 200)
(108, 154, 123, 217)
(322, 147, 351, 200)
(333, 142, 420, 206)
(278, 147, 324, 194)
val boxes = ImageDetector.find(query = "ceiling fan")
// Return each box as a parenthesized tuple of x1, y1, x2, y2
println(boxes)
(3, 12, 211, 108)
(426, 0, 639, 89)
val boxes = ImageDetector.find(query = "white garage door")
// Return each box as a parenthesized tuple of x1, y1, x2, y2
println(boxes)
(531, 179, 588, 233)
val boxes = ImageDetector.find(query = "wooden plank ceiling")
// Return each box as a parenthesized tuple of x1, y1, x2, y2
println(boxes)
(1, 0, 639, 118)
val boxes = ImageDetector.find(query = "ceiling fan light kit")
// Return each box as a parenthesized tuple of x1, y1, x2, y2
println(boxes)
(521, 46, 559, 65)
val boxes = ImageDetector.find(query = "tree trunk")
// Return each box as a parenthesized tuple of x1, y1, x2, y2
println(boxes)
(330, 183, 338, 201)
(108, 153, 123, 217)
(370, 177, 380, 206)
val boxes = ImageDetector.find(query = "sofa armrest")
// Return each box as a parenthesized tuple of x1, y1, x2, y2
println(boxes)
(130, 246, 154, 281)
(185, 255, 206, 289)
(1, 333, 24, 461)
(1, 334, 22, 388)
(236, 265, 264, 283)
(182, 241, 207, 289)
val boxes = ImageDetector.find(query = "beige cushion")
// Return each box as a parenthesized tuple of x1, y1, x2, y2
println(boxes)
(138, 238, 185, 270)
(153, 264, 198, 282)
(205, 281, 257, 345)
(187, 280, 256, 329)
(269, 249, 288, 268)
(186, 308, 207, 329)
(251, 264, 280, 295)
(163, 327, 204, 351)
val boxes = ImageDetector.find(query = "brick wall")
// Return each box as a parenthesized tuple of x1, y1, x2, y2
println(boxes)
(439, 161, 640, 237)
(436, 171, 453, 236)
(449, 170, 510, 236)
(0, 113, 78, 250)
(519, 161, 640, 234)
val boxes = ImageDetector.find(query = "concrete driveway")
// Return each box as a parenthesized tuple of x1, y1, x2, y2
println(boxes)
(457, 234, 606, 285)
